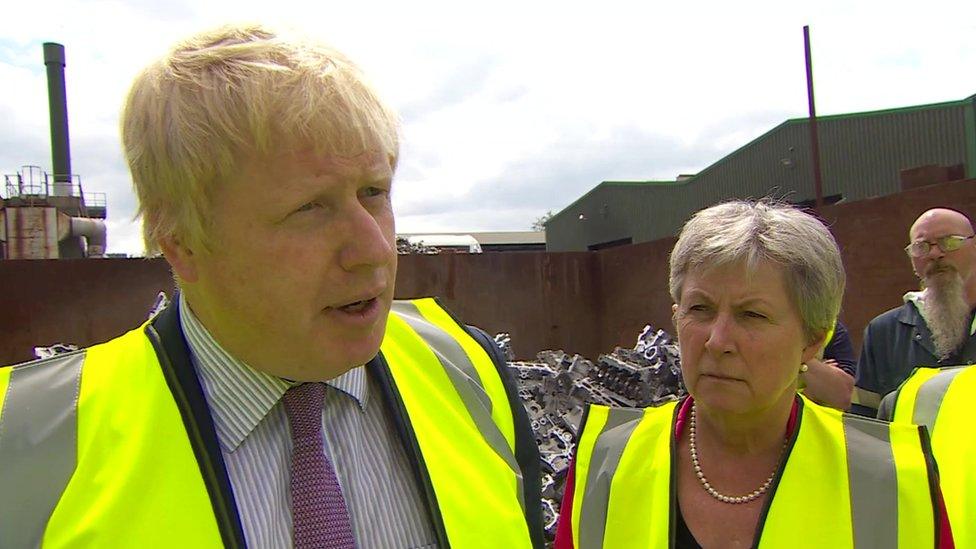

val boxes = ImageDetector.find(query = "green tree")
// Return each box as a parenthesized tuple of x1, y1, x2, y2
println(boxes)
(531, 210, 553, 231)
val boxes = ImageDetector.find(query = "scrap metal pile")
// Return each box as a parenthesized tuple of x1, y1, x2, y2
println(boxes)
(33, 343, 79, 359)
(498, 326, 686, 543)
(395, 236, 440, 255)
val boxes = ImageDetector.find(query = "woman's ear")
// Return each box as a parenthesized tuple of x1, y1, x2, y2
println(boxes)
(801, 330, 828, 364)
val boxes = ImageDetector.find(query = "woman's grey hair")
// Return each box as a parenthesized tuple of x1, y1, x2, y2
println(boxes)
(669, 200, 845, 338)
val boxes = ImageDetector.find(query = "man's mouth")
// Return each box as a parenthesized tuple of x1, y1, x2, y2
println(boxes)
(337, 297, 376, 313)
(926, 264, 955, 276)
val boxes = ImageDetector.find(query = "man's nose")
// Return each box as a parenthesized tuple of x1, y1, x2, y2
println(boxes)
(927, 243, 946, 260)
(338, 207, 393, 272)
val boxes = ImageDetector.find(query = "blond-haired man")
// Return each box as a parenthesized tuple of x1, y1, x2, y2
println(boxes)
(0, 25, 542, 548)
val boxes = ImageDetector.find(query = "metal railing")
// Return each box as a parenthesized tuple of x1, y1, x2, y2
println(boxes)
(84, 192, 107, 208)
(3, 165, 47, 199)
(2, 165, 106, 216)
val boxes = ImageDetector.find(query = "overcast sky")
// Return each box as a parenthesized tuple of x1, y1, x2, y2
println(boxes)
(2, 0, 974, 256)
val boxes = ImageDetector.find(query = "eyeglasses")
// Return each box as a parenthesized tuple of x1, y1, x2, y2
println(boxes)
(904, 235, 975, 258)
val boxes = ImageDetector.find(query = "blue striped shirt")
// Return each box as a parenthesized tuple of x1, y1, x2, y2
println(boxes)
(179, 294, 436, 548)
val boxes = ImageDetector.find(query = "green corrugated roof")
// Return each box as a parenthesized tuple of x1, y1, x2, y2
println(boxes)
(784, 95, 973, 124)
(601, 180, 682, 186)
(551, 179, 688, 222)
(550, 92, 976, 225)
(691, 94, 974, 182)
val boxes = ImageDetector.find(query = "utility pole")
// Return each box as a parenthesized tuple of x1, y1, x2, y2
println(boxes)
(804, 25, 825, 210)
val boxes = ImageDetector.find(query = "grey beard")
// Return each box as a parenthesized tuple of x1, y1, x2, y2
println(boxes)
(923, 272, 971, 359)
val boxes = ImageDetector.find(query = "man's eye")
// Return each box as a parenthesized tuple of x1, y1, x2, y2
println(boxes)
(363, 187, 389, 198)
(295, 202, 321, 213)
(743, 311, 768, 320)
(941, 237, 962, 251)
(911, 243, 929, 255)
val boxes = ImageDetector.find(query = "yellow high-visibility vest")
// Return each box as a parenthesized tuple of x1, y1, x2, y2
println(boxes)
(888, 365, 976, 549)
(0, 298, 533, 548)
(570, 396, 941, 548)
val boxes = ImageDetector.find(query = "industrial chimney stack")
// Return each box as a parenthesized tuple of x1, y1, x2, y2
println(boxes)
(43, 42, 72, 197)
(0, 42, 107, 259)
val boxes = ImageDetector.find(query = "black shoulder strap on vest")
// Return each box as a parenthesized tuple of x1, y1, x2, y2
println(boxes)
(147, 298, 247, 548)
(916, 424, 945, 549)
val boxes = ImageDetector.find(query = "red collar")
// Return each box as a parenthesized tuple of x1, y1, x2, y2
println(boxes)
(674, 396, 799, 440)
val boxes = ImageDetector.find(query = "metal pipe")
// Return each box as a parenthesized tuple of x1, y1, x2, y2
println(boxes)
(803, 26, 824, 210)
(43, 42, 72, 196)
(69, 217, 107, 257)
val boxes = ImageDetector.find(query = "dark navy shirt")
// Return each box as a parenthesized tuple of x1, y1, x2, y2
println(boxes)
(856, 299, 976, 413)
(823, 321, 856, 377)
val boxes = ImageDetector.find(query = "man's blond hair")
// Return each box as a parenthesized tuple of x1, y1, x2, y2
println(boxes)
(121, 24, 400, 255)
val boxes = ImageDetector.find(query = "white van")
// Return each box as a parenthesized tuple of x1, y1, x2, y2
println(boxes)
(405, 234, 483, 253)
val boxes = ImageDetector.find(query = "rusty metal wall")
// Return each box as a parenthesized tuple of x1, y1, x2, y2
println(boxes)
(0, 259, 174, 365)
(2, 179, 976, 366)
(0, 252, 603, 365)
(395, 251, 602, 359)
(596, 235, 677, 353)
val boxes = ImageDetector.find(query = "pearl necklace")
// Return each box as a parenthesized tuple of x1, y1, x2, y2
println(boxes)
(689, 404, 786, 505)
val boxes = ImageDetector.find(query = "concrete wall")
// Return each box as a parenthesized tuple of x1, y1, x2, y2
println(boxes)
(2, 179, 975, 366)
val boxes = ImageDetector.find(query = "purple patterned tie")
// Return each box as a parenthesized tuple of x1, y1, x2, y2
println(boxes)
(283, 383, 356, 549)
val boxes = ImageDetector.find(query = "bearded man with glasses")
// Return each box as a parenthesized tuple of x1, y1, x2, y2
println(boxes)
(854, 208, 976, 415)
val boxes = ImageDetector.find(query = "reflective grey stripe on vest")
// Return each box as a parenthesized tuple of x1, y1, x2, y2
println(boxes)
(579, 407, 645, 549)
(912, 366, 967, 437)
(0, 352, 84, 548)
(842, 415, 898, 549)
(390, 301, 526, 512)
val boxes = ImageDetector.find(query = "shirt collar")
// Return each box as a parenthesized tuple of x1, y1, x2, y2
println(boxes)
(903, 290, 976, 336)
(179, 293, 369, 453)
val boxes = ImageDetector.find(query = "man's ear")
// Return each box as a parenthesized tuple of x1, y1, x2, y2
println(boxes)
(159, 235, 199, 283)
